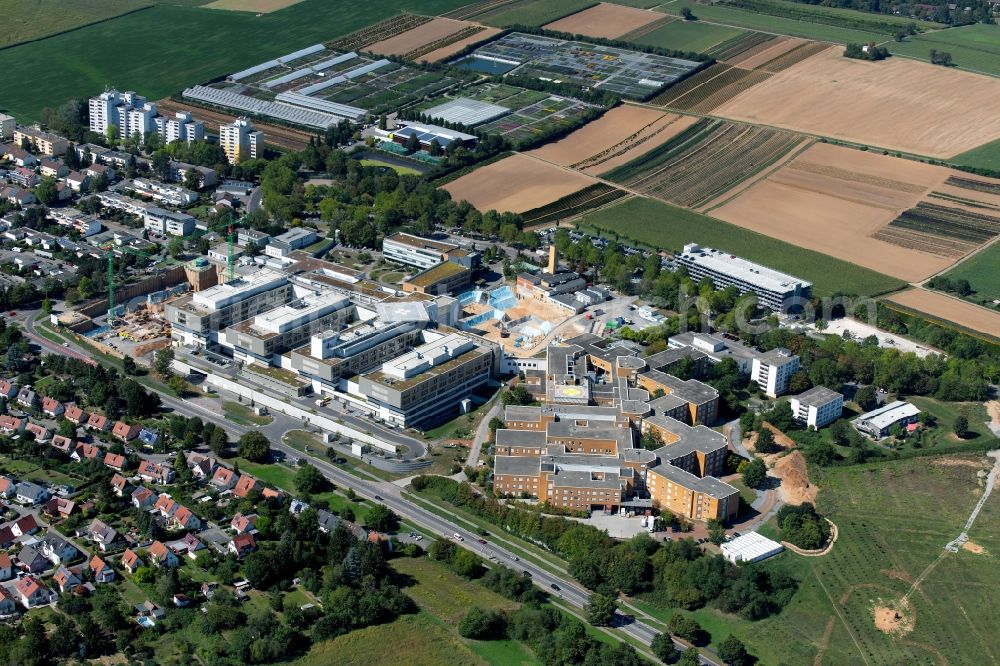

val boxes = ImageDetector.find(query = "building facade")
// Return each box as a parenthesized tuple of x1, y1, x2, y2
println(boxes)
(219, 118, 263, 164)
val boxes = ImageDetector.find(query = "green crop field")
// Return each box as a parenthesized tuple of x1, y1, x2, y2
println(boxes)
(938, 241, 1000, 304)
(951, 137, 1000, 171)
(659, 4, 887, 43)
(0, 0, 472, 121)
(467, 0, 597, 28)
(891, 23, 1000, 77)
(578, 196, 906, 297)
(632, 18, 747, 53)
(0, 0, 157, 49)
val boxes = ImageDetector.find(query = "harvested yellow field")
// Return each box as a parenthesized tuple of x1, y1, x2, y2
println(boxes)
(713, 46, 1000, 158)
(443, 153, 597, 213)
(202, 0, 306, 12)
(528, 105, 670, 166)
(544, 3, 662, 39)
(366, 17, 481, 58)
(888, 288, 1000, 341)
(420, 26, 502, 62)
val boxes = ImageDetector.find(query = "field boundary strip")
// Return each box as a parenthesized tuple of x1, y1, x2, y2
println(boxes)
(617, 14, 676, 42)
(571, 112, 688, 171)
(705, 30, 773, 60)
(757, 40, 832, 73)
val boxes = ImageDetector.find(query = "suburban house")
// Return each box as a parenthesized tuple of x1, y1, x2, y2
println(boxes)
(0, 587, 17, 617)
(25, 423, 51, 442)
(112, 421, 140, 442)
(42, 496, 76, 519)
(0, 553, 13, 581)
(86, 413, 110, 432)
(211, 466, 237, 491)
(40, 534, 78, 565)
(230, 513, 257, 535)
(104, 452, 127, 472)
(232, 474, 261, 499)
(185, 452, 216, 480)
(0, 380, 16, 399)
(171, 505, 201, 531)
(17, 545, 49, 573)
(121, 548, 143, 574)
(0, 416, 24, 435)
(12, 514, 39, 537)
(50, 435, 73, 453)
(110, 473, 130, 497)
(174, 533, 204, 559)
(228, 533, 257, 559)
(14, 482, 49, 506)
(15, 576, 55, 608)
(0, 528, 15, 549)
(138, 428, 158, 447)
(16, 386, 36, 408)
(40, 397, 64, 417)
(52, 566, 82, 593)
(71, 443, 100, 461)
(90, 555, 115, 583)
(64, 404, 88, 425)
(148, 541, 179, 568)
(0, 476, 15, 499)
(131, 486, 155, 509)
(138, 460, 174, 484)
(81, 519, 120, 552)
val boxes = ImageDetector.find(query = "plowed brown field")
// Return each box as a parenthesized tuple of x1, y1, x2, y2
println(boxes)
(544, 3, 662, 39)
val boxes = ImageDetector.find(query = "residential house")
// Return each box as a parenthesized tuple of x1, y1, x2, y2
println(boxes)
(50, 435, 73, 453)
(85, 163, 114, 182)
(39, 159, 68, 179)
(40, 397, 64, 417)
(201, 582, 218, 599)
(90, 555, 115, 583)
(153, 493, 177, 518)
(138, 460, 174, 484)
(0, 186, 35, 206)
(25, 423, 51, 442)
(65, 171, 89, 193)
(0, 587, 17, 617)
(14, 482, 48, 506)
(0, 477, 15, 499)
(230, 513, 257, 535)
(317, 509, 340, 534)
(82, 519, 120, 552)
(262, 487, 283, 503)
(174, 533, 204, 559)
(42, 496, 76, 519)
(40, 534, 78, 565)
(0, 529, 14, 549)
(172, 593, 190, 607)
(16, 576, 54, 608)
(104, 452, 127, 472)
(0, 380, 17, 399)
(134, 600, 166, 620)
(71, 443, 100, 462)
(171, 505, 200, 531)
(148, 541, 179, 568)
(52, 565, 82, 593)
(110, 473, 130, 497)
(211, 467, 237, 491)
(0, 416, 24, 435)
(131, 486, 155, 510)
(121, 548, 143, 574)
(12, 514, 39, 537)
(185, 452, 216, 480)
(137, 428, 158, 447)
(232, 474, 261, 499)
(1, 145, 37, 167)
(17, 545, 49, 573)
(9, 167, 39, 188)
(86, 413, 110, 432)
(0, 553, 12, 581)
(228, 533, 257, 559)
(64, 404, 87, 425)
(16, 386, 36, 409)
(112, 421, 140, 442)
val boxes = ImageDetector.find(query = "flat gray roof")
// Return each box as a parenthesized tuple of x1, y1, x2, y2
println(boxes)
(792, 385, 843, 407)
(652, 420, 728, 459)
(495, 456, 541, 476)
(650, 461, 738, 499)
(495, 429, 546, 447)
(641, 370, 719, 404)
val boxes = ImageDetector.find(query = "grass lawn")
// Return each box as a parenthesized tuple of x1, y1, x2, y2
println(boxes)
(633, 20, 747, 53)
(890, 23, 1000, 77)
(390, 557, 520, 624)
(222, 401, 273, 427)
(0, 456, 81, 487)
(578, 196, 907, 297)
(360, 159, 422, 176)
(0, 0, 474, 121)
(235, 458, 297, 489)
(906, 396, 994, 446)
(936, 242, 1000, 305)
(282, 429, 321, 452)
(659, 4, 886, 43)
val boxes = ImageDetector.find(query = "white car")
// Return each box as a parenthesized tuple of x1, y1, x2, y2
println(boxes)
(453, 532, 464, 541)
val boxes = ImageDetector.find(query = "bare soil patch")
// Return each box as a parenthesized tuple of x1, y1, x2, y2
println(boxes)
(366, 17, 479, 57)
(933, 456, 989, 469)
(443, 153, 597, 214)
(714, 46, 1000, 157)
(528, 105, 669, 167)
(544, 3, 662, 39)
(202, 0, 305, 12)
(986, 401, 1000, 430)
(728, 36, 804, 68)
(421, 26, 502, 62)
(772, 450, 817, 505)
(963, 540, 986, 554)
(874, 598, 915, 636)
(888, 288, 1000, 340)
(712, 143, 958, 281)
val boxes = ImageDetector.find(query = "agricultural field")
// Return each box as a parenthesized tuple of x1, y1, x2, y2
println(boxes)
(543, 2, 664, 40)
(326, 13, 431, 51)
(890, 23, 1000, 77)
(631, 18, 748, 53)
(458, 31, 704, 99)
(416, 82, 599, 146)
(526, 104, 697, 173)
(201, 0, 306, 11)
(937, 242, 1000, 305)
(713, 46, 1000, 158)
(660, 3, 884, 43)
(709, 143, 974, 282)
(519, 183, 630, 227)
(874, 202, 1000, 257)
(445, 0, 596, 27)
(952, 138, 1000, 172)
(723, 35, 806, 67)
(602, 118, 807, 208)
(647, 63, 773, 113)
(365, 17, 489, 61)
(443, 152, 598, 213)
(0, 0, 474, 121)
(888, 288, 1000, 341)
(0, 0, 153, 48)
(420, 26, 503, 62)
(578, 196, 906, 296)
(705, 30, 777, 60)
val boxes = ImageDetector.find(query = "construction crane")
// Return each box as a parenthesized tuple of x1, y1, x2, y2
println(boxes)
(203, 213, 249, 282)
(101, 242, 152, 325)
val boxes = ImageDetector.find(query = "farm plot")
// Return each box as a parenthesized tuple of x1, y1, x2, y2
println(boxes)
(202, 0, 306, 11)
(602, 118, 805, 208)
(442, 152, 598, 213)
(874, 203, 1000, 257)
(710, 143, 964, 281)
(713, 46, 1000, 158)
(755, 40, 830, 73)
(938, 242, 1000, 305)
(725, 36, 805, 67)
(628, 16, 748, 53)
(889, 23, 1000, 77)
(326, 13, 431, 51)
(0, 0, 153, 48)
(648, 63, 772, 113)
(309, 62, 465, 115)
(419, 26, 502, 61)
(706, 31, 776, 60)
(888, 288, 1000, 341)
(618, 15, 675, 43)
(520, 183, 629, 227)
(365, 17, 486, 60)
(446, 0, 597, 27)
(543, 3, 664, 40)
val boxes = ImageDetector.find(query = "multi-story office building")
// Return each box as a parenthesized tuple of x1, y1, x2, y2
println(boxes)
(789, 386, 844, 429)
(12, 126, 68, 156)
(382, 232, 459, 270)
(154, 111, 205, 144)
(219, 118, 263, 164)
(677, 243, 812, 312)
(751, 348, 800, 398)
(357, 331, 497, 428)
(402, 261, 472, 296)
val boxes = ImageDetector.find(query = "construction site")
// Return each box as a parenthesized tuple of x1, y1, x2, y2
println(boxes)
(458, 286, 573, 354)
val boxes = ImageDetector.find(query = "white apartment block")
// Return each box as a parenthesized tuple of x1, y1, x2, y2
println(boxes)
(144, 208, 196, 237)
(89, 90, 151, 137)
(219, 118, 263, 165)
(751, 348, 800, 398)
(154, 111, 205, 145)
(0, 113, 14, 140)
(789, 386, 844, 429)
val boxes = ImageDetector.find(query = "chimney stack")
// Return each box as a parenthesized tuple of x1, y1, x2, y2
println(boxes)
(547, 245, 557, 274)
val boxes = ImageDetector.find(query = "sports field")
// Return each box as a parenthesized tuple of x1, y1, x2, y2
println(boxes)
(890, 23, 1000, 78)
(578, 196, 906, 297)
(632, 18, 747, 53)
(0, 0, 472, 121)
(0, 0, 153, 48)
(938, 241, 1000, 304)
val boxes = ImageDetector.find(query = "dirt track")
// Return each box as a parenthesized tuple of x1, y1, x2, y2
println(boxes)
(155, 99, 316, 152)
(543, 2, 663, 39)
